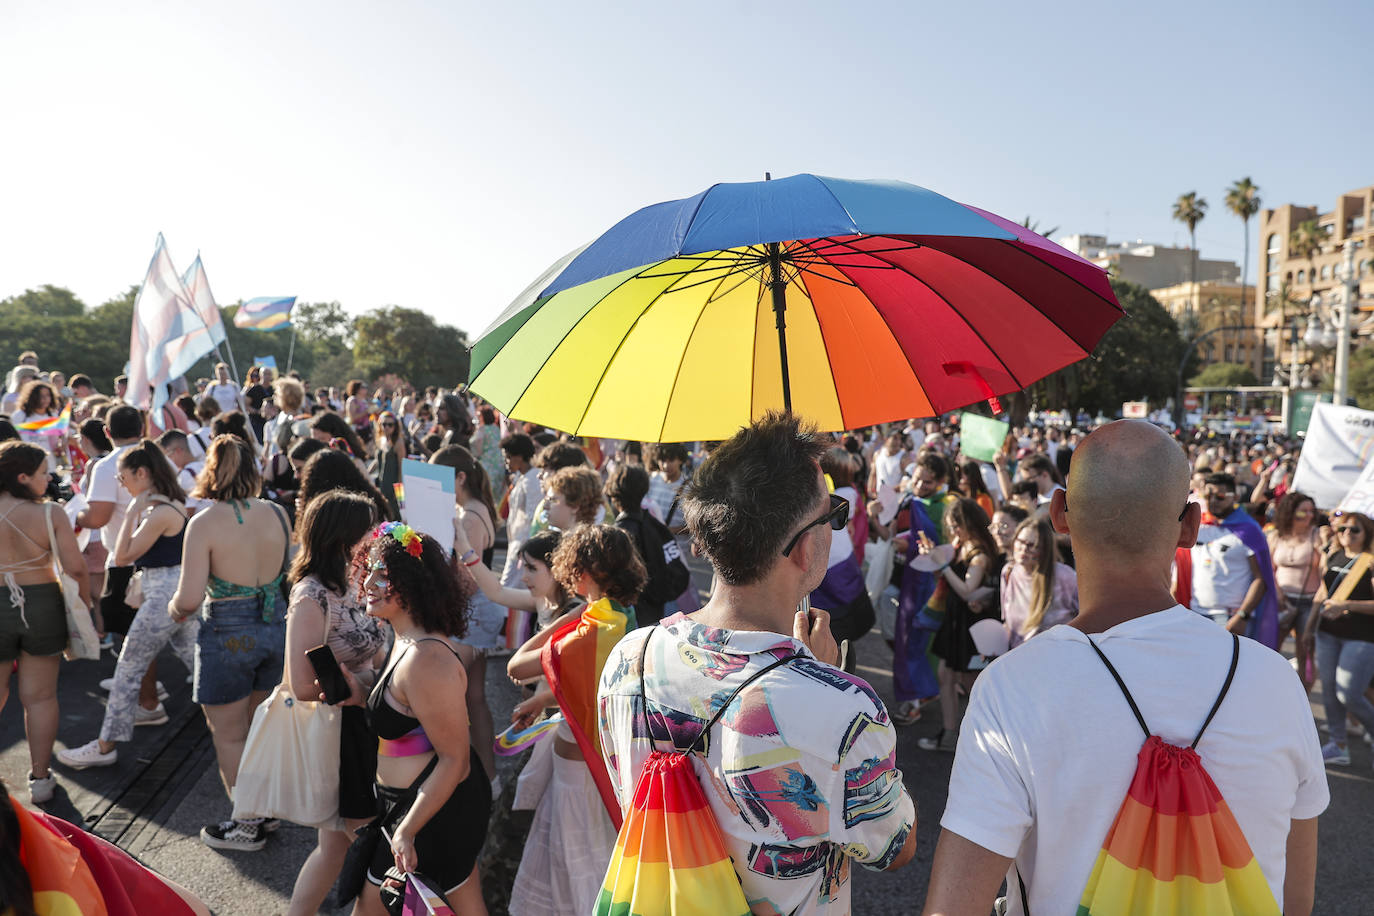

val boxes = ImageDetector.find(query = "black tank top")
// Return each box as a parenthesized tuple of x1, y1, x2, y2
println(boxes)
(366, 637, 463, 740)
(135, 511, 188, 569)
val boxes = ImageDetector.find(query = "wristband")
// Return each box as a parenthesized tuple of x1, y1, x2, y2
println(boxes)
(464, 557, 481, 567)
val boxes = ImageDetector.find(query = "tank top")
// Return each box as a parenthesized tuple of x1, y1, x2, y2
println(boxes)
(135, 509, 187, 569)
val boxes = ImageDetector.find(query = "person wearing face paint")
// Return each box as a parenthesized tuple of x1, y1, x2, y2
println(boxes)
(339, 523, 490, 915)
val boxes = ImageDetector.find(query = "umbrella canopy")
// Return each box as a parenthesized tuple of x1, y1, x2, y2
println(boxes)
(469, 174, 1123, 442)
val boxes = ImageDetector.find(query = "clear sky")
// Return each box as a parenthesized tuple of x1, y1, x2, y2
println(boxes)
(2, 0, 1370, 339)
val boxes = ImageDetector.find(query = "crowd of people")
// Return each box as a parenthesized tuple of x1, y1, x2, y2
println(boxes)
(0, 344, 1347, 913)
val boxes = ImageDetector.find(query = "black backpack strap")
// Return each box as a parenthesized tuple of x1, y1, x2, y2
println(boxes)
(1085, 637, 1150, 738)
(1191, 633, 1240, 749)
(689, 650, 801, 754)
(1018, 866, 1029, 914)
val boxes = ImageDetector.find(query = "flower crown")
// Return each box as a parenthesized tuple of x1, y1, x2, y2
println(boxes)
(375, 521, 424, 558)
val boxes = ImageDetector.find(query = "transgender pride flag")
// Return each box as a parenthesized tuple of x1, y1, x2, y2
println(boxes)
(234, 296, 296, 332)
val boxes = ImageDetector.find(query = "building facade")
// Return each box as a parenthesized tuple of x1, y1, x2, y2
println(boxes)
(1150, 281, 1261, 377)
(1059, 234, 1240, 290)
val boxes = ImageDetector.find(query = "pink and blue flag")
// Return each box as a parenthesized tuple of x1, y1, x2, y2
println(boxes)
(234, 296, 296, 332)
(128, 234, 215, 414)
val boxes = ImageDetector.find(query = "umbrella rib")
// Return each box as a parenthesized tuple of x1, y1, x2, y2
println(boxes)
(656, 265, 742, 443)
(830, 239, 1030, 391)
(992, 238, 1127, 314)
(919, 241, 1101, 356)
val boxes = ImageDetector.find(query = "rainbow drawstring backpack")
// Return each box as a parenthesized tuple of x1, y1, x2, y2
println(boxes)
(1023, 633, 1278, 915)
(595, 630, 801, 916)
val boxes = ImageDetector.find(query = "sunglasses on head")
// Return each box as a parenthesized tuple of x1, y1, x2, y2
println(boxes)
(781, 494, 850, 558)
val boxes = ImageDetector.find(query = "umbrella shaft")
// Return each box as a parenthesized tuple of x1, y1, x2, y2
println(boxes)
(767, 241, 792, 413)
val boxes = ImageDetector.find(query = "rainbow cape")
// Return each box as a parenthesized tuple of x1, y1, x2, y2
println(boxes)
(1076, 735, 1278, 915)
(595, 751, 751, 916)
(17, 403, 70, 436)
(13, 796, 197, 916)
(541, 597, 632, 828)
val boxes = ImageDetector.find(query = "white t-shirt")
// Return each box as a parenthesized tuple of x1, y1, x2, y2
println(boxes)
(873, 449, 906, 524)
(941, 607, 1328, 914)
(86, 444, 134, 564)
(1191, 526, 1255, 614)
(204, 382, 244, 414)
(826, 485, 859, 567)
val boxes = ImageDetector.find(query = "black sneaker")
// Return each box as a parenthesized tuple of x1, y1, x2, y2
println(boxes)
(200, 819, 267, 851)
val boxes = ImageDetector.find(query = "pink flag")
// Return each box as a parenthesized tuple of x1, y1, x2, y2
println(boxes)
(127, 235, 213, 412)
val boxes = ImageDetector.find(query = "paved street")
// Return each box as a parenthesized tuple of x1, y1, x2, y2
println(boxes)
(3, 556, 1372, 914)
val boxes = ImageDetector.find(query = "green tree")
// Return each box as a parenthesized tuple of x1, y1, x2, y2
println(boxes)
(1028, 280, 1187, 413)
(1172, 191, 1208, 321)
(1289, 219, 1328, 286)
(1348, 347, 1374, 411)
(352, 306, 469, 390)
(0, 285, 87, 320)
(1189, 362, 1259, 388)
(1224, 178, 1261, 355)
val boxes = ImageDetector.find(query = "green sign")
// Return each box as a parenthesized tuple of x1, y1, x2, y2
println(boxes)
(1289, 390, 1330, 436)
(959, 411, 1010, 463)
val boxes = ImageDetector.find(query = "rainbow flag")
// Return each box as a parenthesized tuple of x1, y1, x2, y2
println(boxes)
(402, 872, 456, 915)
(542, 597, 632, 827)
(17, 402, 70, 436)
(1076, 735, 1278, 915)
(494, 714, 562, 756)
(595, 751, 751, 916)
(233, 296, 296, 332)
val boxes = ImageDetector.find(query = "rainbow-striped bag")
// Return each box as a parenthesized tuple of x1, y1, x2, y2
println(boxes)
(594, 631, 800, 916)
(1033, 634, 1278, 916)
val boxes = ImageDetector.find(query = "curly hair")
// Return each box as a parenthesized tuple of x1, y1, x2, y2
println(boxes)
(360, 528, 472, 637)
(550, 524, 646, 607)
(548, 466, 604, 525)
(17, 380, 58, 417)
(1274, 490, 1316, 538)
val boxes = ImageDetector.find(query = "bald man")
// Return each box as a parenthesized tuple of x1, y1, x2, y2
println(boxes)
(922, 421, 1326, 916)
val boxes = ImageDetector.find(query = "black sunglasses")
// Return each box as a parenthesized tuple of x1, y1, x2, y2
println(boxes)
(781, 494, 850, 558)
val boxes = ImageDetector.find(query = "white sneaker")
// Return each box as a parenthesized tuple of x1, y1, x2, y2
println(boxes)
(1321, 740, 1351, 766)
(134, 703, 169, 726)
(27, 772, 57, 803)
(57, 740, 118, 769)
(99, 678, 169, 702)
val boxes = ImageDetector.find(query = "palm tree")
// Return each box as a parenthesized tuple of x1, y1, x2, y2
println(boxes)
(1020, 216, 1060, 239)
(1289, 219, 1328, 289)
(1172, 191, 1208, 325)
(1224, 178, 1261, 320)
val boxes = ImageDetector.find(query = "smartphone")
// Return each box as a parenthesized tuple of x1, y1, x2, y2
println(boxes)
(306, 645, 350, 705)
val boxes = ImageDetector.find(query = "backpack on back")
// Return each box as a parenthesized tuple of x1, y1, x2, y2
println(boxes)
(595, 631, 799, 916)
(1029, 634, 1279, 916)
(618, 511, 690, 607)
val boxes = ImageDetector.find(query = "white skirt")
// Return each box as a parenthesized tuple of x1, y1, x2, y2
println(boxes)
(508, 752, 618, 916)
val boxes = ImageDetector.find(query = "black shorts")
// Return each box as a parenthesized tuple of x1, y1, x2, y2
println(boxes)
(366, 749, 491, 893)
(0, 583, 67, 661)
(99, 565, 137, 635)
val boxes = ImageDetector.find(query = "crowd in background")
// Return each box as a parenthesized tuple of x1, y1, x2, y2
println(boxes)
(0, 343, 1361, 913)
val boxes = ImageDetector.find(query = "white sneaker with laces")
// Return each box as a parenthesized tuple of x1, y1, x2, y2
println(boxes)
(27, 772, 57, 804)
(57, 740, 118, 769)
(134, 703, 169, 726)
(200, 819, 267, 851)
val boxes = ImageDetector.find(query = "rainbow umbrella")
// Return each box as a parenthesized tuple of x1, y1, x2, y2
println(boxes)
(468, 173, 1123, 441)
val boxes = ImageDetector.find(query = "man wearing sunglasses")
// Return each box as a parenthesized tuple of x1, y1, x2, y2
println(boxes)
(1181, 472, 1278, 644)
(598, 412, 918, 914)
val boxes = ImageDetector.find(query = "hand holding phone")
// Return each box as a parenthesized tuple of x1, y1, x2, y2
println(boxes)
(306, 645, 350, 705)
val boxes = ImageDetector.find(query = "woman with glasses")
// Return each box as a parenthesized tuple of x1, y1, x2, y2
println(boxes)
(1269, 491, 1322, 649)
(372, 411, 406, 519)
(1299, 510, 1374, 767)
(918, 498, 1004, 753)
(1000, 516, 1077, 650)
(814, 448, 874, 672)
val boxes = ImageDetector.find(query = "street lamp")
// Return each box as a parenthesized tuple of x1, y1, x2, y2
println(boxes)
(1303, 245, 1370, 404)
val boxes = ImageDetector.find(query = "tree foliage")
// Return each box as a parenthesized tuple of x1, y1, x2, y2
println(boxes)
(352, 306, 469, 390)
(1024, 280, 1187, 414)
(1189, 361, 1259, 388)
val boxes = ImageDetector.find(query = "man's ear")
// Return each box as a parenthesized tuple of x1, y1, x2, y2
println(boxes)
(1177, 500, 1201, 549)
(1049, 488, 1069, 535)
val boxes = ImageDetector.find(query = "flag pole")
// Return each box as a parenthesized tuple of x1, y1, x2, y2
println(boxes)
(222, 330, 240, 382)
(286, 324, 297, 373)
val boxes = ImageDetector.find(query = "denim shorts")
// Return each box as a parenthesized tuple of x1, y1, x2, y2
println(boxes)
(193, 594, 286, 706)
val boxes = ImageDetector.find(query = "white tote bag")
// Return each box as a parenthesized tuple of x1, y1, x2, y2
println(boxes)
(42, 503, 101, 661)
(233, 684, 343, 829)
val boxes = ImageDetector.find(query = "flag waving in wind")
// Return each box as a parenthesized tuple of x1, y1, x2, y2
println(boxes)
(234, 296, 296, 332)
(181, 254, 227, 347)
(128, 234, 215, 413)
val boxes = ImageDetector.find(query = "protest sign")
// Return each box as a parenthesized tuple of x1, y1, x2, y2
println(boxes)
(1337, 453, 1374, 517)
(958, 412, 1009, 463)
(399, 458, 455, 549)
(1290, 402, 1374, 509)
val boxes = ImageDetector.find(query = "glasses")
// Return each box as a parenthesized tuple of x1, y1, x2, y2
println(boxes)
(1337, 526, 1361, 535)
(781, 494, 850, 558)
